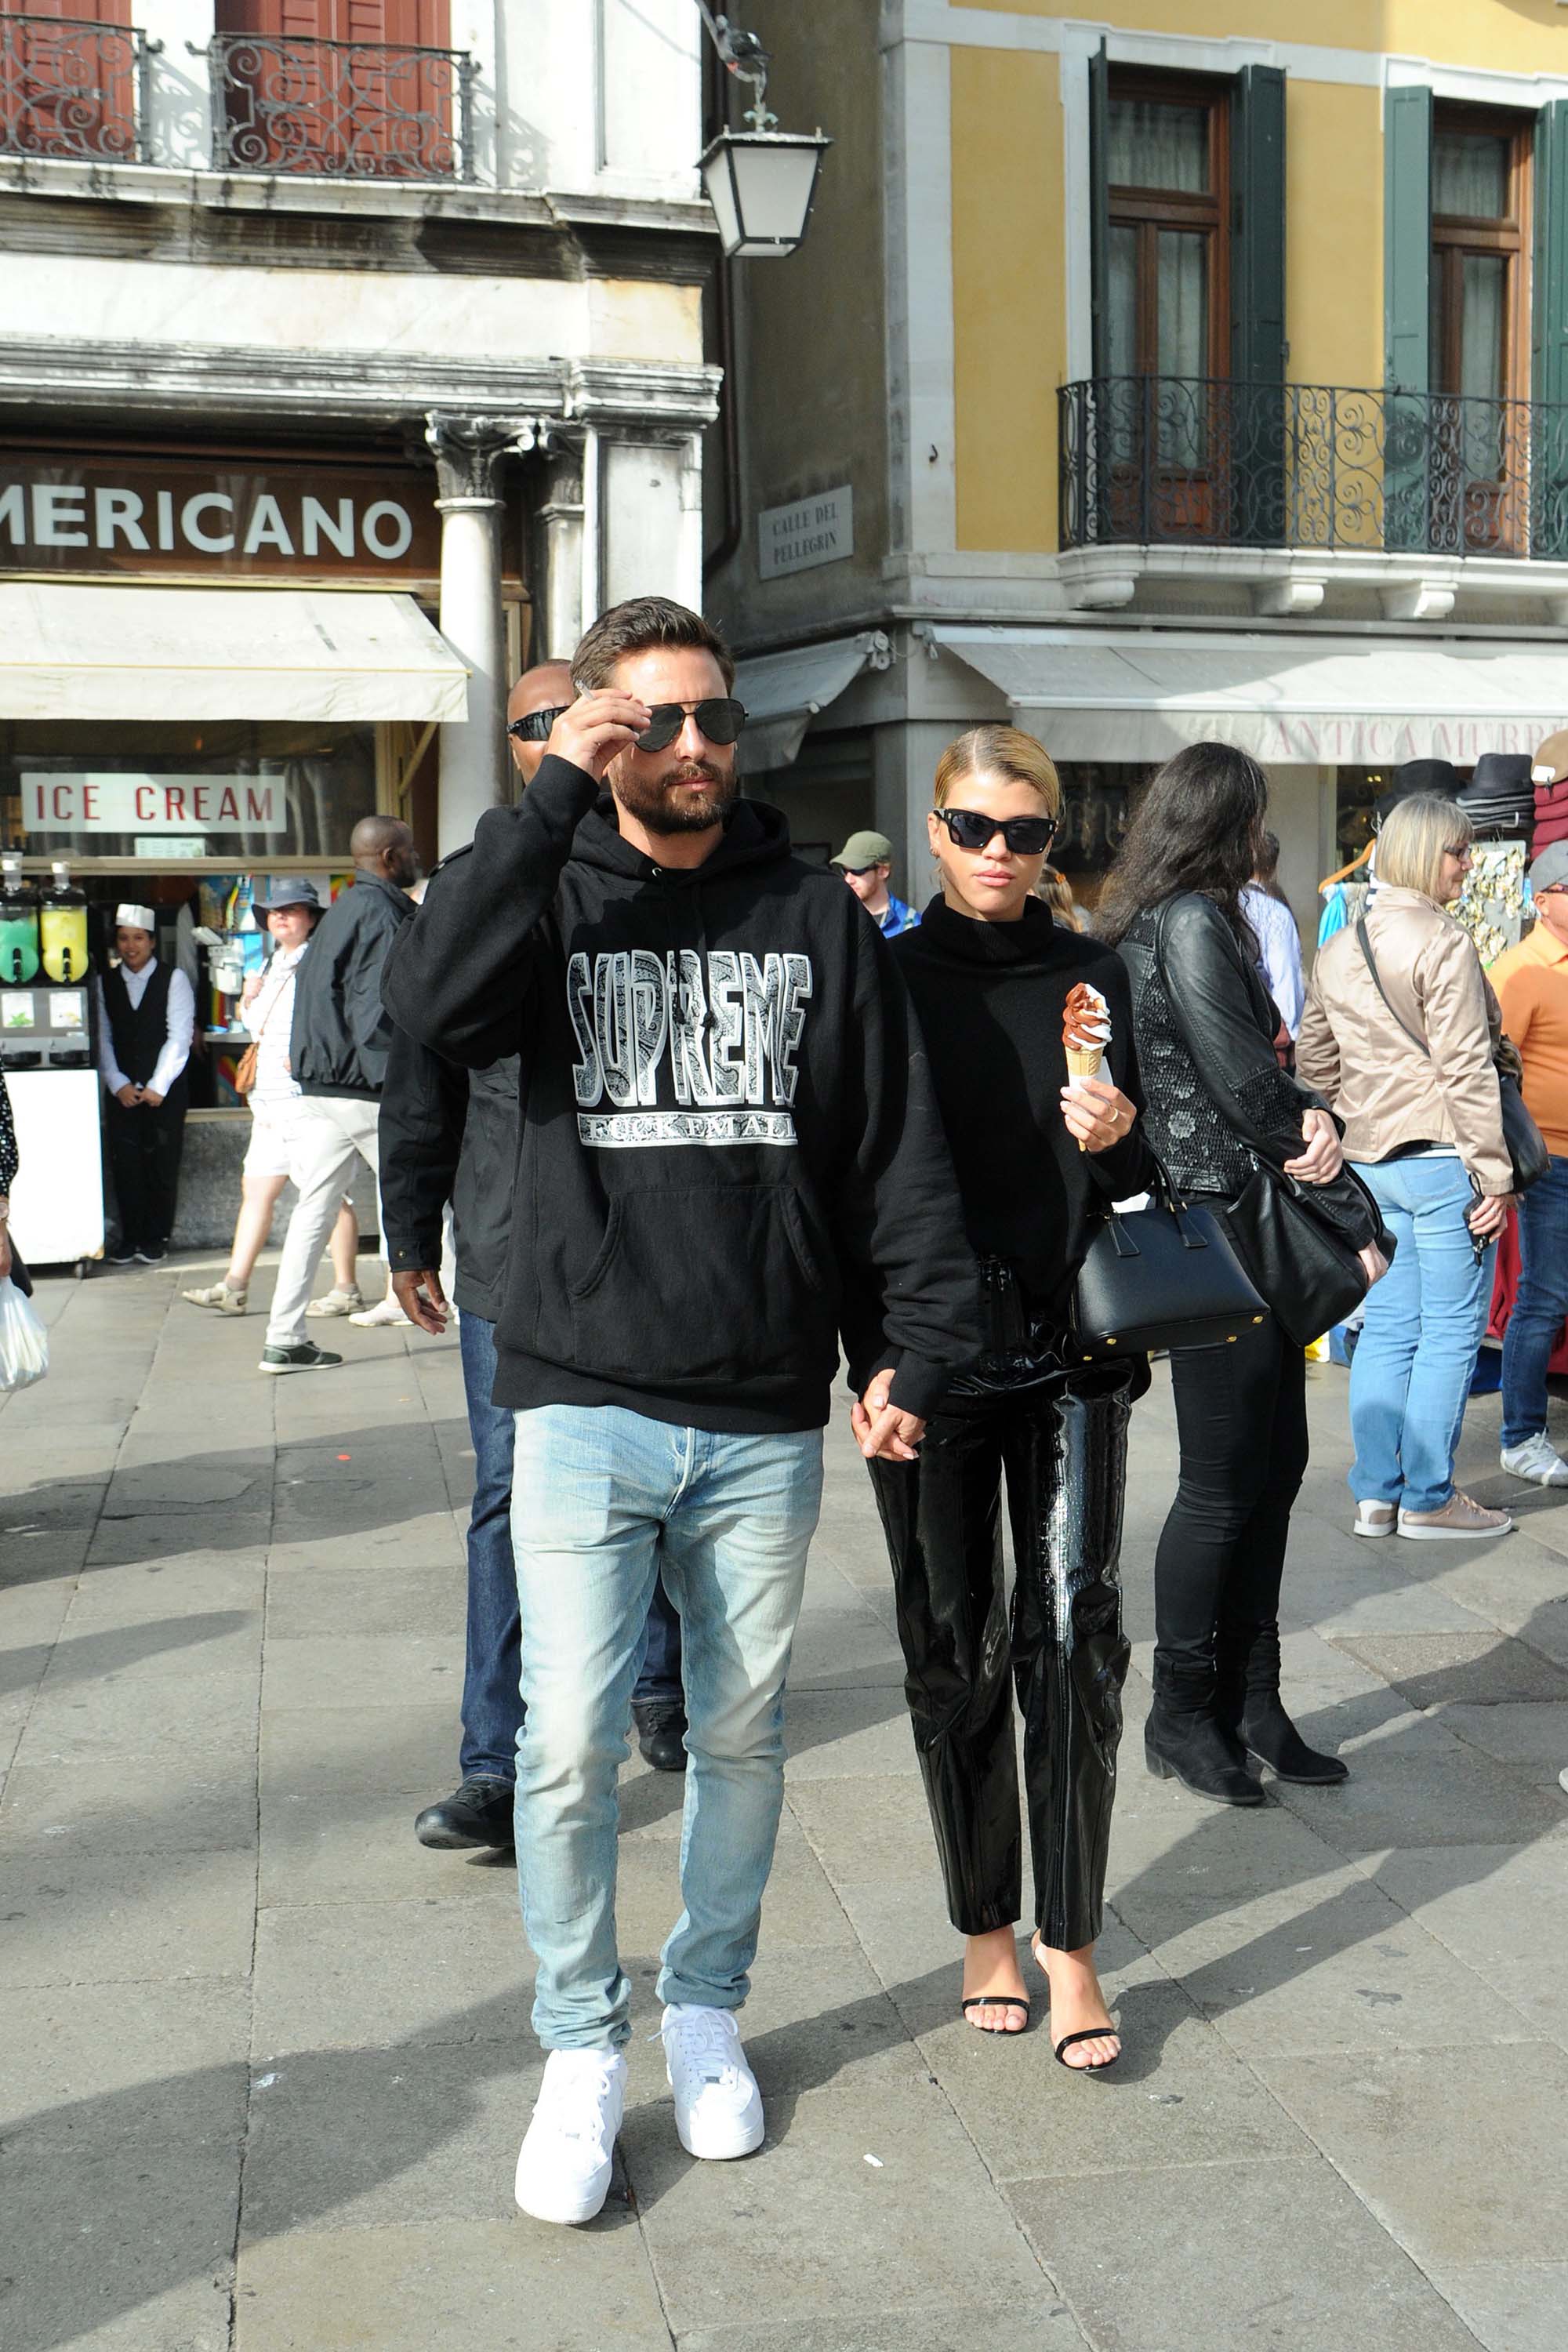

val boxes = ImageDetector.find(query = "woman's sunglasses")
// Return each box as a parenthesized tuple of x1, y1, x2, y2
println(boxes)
(935, 807, 1058, 855)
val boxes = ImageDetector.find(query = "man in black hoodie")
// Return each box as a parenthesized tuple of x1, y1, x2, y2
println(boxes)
(383, 597, 975, 2227)
(260, 813, 418, 1374)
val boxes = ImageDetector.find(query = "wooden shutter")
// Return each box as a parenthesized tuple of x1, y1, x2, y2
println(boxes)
(1534, 100, 1568, 554)
(1385, 84, 1433, 550)
(1, 0, 135, 161)
(1231, 64, 1286, 387)
(1088, 38, 1111, 380)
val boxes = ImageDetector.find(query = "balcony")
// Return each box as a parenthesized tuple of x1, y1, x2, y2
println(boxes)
(198, 31, 475, 182)
(1058, 376, 1568, 571)
(0, 13, 158, 165)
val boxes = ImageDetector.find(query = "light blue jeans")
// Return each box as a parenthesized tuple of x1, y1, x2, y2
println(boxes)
(1349, 1156, 1495, 1515)
(510, 1404, 824, 2052)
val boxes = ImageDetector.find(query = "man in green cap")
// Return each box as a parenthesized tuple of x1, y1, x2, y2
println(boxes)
(832, 828, 920, 937)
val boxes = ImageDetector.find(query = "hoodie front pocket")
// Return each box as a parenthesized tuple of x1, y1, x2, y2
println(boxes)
(569, 1185, 837, 1385)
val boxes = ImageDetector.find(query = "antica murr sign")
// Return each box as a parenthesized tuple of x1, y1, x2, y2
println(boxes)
(758, 485, 854, 579)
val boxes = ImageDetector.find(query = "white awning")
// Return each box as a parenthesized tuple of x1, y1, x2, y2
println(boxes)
(735, 633, 887, 772)
(934, 625, 1568, 766)
(0, 583, 469, 724)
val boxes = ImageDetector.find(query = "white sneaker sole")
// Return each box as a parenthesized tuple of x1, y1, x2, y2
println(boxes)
(1500, 1457, 1568, 1488)
(1352, 1517, 1396, 1540)
(514, 2153, 612, 2227)
(673, 2087, 764, 2161)
(257, 1357, 341, 1375)
(1397, 1519, 1512, 1541)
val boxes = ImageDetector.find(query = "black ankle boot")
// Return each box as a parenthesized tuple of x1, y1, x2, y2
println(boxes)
(1145, 1659, 1265, 1806)
(1218, 1620, 1348, 1786)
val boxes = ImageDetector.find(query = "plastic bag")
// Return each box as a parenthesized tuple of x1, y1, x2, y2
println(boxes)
(0, 1275, 48, 1390)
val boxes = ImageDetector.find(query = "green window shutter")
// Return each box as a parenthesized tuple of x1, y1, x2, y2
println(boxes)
(1533, 100, 1568, 555)
(1534, 100, 1568, 409)
(1089, 38, 1110, 380)
(1230, 64, 1287, 544)
(1384, 83, 1432, 394)
(1231, 64, 1287, 388)
(1384, 84, 1432, 551)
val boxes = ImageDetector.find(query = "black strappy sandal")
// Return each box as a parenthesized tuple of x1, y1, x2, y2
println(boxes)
(960, 1994, 1031, 2035)
(1052, 2025, 1121, 2073)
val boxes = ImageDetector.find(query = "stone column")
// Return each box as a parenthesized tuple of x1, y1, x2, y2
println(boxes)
(532, 436, 586, 661)
(426, 412, 537, 858)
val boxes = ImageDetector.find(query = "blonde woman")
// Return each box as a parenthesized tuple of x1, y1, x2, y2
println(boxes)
(860, 725, 1151, 2067)
(1299, 795, 1512, 1540)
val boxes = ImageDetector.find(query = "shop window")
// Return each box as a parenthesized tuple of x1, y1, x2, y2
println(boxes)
(1050, 763, 1150, 916)
(212, 0, 456, 178)
(2, 717, 379, 866)
(1104, 74, 1230, 417)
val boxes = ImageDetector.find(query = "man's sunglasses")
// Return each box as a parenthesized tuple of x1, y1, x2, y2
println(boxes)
(935, 807, 1058, 855)
(507, 706, 569, 743)
(629, 696, 747, 752)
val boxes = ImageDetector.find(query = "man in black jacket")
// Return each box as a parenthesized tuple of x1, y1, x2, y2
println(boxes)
(383, 596, 975, 2226)
(260, 813, 418, 1374)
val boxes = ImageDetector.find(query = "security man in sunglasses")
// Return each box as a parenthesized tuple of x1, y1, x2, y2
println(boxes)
(383, 593, 976, 2226)
(831, 828, 920, 937)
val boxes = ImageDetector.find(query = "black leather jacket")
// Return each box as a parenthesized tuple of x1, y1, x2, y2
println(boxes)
(1120, 893, 1378, 1250)
(379, 1022, 519, 1323)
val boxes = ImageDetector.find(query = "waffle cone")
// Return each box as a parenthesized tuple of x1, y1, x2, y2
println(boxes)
(1065, 1044, 1104, 1083)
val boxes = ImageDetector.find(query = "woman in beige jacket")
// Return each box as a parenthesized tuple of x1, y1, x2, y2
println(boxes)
(1298, 795, 1512, 1541)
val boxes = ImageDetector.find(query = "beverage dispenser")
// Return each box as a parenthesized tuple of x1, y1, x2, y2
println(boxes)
(0, 855, 40, 987)
(40, 860, 89, 985)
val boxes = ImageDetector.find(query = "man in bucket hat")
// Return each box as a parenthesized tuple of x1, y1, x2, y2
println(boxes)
(94, 902, 195, 1265)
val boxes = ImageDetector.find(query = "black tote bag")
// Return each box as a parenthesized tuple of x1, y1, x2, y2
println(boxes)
(1070, 1164, 1269, 1361)
(1220, 1158, 1375, 1349)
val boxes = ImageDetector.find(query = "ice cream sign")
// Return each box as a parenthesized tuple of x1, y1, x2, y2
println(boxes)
(24, 775, 288, 836)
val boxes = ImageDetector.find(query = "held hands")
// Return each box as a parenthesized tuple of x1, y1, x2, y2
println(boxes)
(1284, 1106, 1344, 1185)
(546, 691, 653, 782)
(1467, 1192, 1509, 1241)
(141, 1089, 164, 1109)
(1060, 1075, 1137, 1154)
(114, 1083, 141, 1109)
(391, 1268, 449, 1336)
(852, 1374, 925, 1463)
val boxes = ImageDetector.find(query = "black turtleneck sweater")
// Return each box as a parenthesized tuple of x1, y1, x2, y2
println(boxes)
(892, 897, 1154, 1327)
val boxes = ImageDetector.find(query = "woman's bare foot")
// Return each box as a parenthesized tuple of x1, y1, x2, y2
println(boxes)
(1030, 1935, 1120, 2069)
(960, 1925, 1030, 2034)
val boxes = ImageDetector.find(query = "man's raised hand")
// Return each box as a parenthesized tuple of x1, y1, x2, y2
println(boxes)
(546, 691, 652, 782)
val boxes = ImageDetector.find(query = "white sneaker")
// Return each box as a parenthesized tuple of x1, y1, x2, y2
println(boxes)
(514, 2049, 626, 2226)
(1500, 1433, 1568, 1487)
(305, 1285, 364, 1319)
(661, 2004, 764, 2161)
(347, 1295, 411, 1328)
(1352, 1499, 1397, 1539)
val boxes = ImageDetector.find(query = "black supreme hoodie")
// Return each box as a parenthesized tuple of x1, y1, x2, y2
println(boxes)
(381, 756, 979, 1432)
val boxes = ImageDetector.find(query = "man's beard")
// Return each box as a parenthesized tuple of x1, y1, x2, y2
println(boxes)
(613, 757, 738, 836)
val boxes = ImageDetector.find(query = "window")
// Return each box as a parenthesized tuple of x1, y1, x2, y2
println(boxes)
(212, 0, 456, 177)
(1430, 105, 1532, 548)
(1105, 74, 1230, 395)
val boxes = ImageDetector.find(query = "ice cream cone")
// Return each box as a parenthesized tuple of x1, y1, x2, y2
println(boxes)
(1065, 1044, 1103, 1147)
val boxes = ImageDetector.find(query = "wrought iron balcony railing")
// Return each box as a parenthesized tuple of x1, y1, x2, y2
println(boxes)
(0, 13, 158, 165)
(1059, 376, 1568, 564)
(199, 31, 475, 181)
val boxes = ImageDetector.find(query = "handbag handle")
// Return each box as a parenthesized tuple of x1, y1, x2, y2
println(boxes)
(1100, 1152, 1211, 1258)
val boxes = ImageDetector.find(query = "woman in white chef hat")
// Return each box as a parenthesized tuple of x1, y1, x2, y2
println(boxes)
(95, 901, 195, 1266)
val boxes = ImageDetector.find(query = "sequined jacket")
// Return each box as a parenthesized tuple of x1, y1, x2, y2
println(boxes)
(1119, 893, 1378, 1250)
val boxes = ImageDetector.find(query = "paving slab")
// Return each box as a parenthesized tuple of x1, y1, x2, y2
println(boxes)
(235, 2219, 673, 2352)
(626, 2074, 1050, 2342)
(1331, 1628, 1568, 1708)
(0, 1979, 250, 2119)
(1424, 2261, 1568, 2352)
(678, 2303, 1088, 2352)
(1268, 1734, 1564, 1854)
(263, 1561, 465, 1639)
(252, 1896, 528, 2055)
(1369, 1842, 1568, 2043)
(1256, 2042, 1568, 2264)
(260, 1632, 467, 1711)
(259, 1701, 462, 1801)
(0, 1754, 256, 1859)
(257, 1787, 511, 1907)
(0, 1847, 258, 1987)
(1008, 2154, 1481, 2352)
(14, 1664, 259, 1766)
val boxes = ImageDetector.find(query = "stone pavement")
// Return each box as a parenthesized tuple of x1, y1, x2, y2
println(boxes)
(5, 1258, 1568, 2352)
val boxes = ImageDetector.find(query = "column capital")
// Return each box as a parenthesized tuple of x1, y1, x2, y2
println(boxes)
(424, 412, 557, 505)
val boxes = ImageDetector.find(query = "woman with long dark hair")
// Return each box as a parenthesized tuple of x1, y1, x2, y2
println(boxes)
(1099, 745, 1387, 1804)
(858, 725, 1152, 2067)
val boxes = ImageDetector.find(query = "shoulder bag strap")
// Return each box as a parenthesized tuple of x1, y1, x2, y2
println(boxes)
(1354, 917, 1430, 1059)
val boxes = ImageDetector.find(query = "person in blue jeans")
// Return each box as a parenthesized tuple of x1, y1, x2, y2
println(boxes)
(1490, 840, 1568, 1487)
(1300, 793, 1513, 1541)
(383, 597, 977, 2227)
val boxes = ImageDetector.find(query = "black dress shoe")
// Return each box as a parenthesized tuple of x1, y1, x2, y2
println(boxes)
(633, 1699, 688, 1773)
(414, 1777, 515, 1849)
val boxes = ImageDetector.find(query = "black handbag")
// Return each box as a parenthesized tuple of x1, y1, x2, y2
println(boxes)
(1220, 1157, 1375, 1348)
(1356, 917, 1547, 1193)
(1070, 1163, 1269, 1360)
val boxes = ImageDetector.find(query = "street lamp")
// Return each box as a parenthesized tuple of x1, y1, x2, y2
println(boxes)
(694, 5, 831, 260)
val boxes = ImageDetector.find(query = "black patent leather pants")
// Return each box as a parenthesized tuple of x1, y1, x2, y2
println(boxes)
(867, 1367, 1134, 1951)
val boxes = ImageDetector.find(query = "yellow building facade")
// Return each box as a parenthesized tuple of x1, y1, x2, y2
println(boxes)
(713, 1, 1568, 935)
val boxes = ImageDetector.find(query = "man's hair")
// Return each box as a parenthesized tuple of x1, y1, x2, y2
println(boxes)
(572, 597, 735, 693)
(1256, 829, 1281, 878)
(350, 813, 410, 862)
